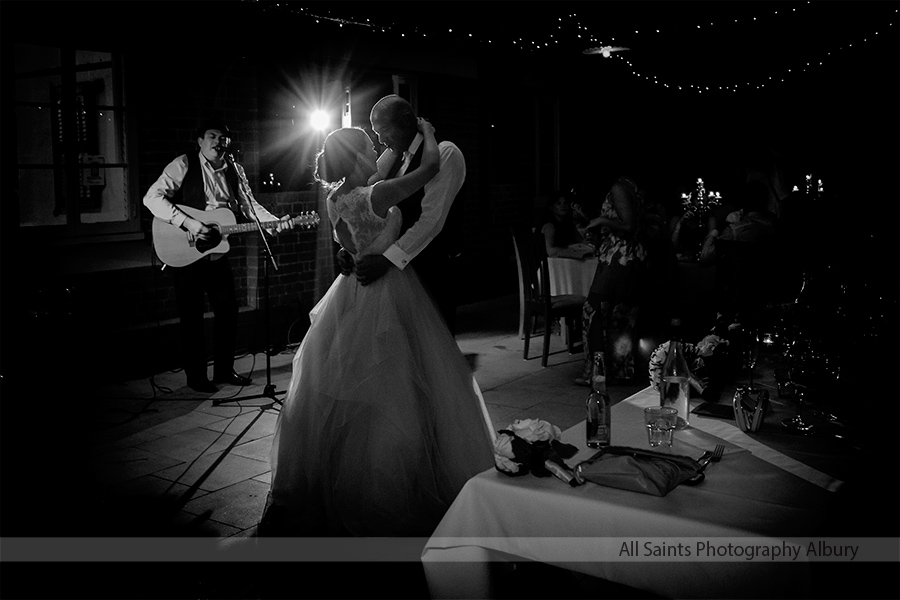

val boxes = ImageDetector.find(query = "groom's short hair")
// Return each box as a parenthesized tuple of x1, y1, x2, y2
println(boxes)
(373, 95, 417, 133)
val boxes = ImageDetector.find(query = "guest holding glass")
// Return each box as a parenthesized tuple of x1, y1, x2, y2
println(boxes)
(577, 175, 648, 385)
(540, 189, 594, 259)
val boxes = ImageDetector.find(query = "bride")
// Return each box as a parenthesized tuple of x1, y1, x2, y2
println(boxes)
(266, 120, 495, 536)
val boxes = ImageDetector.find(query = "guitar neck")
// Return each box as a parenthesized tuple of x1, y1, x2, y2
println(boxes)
(219, 220, 281, 236)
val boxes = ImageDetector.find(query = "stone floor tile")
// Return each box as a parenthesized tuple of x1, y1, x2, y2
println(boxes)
(86, 447, 186, 486)
(108, 473, 205, 503)
(200, 409, 278, 442)
(485, 404, 525, 430)
(152, 451, 270, 492)
(84, 429, 165, 458)
(230, 435, 273, 463)
(143, 410, 232, 437)
(170, 510, 243, 537)
(181, 479, 270, 530)
(135, 427, 239, 462)
(252, 472, 272, 485)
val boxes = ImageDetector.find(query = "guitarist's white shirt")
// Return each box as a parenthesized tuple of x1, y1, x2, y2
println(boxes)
(143, 151, 278, 230)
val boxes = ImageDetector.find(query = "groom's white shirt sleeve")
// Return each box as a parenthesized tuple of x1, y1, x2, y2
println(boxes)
(382, 135, 466, 270)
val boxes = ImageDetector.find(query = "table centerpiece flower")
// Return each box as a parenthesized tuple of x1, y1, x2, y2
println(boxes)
(649, 315, 743, 396)
(493, 418, 579, 477)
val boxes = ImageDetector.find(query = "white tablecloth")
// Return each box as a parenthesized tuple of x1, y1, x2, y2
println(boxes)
(421, 387, 842, 599)
(547, 257, 597, 297)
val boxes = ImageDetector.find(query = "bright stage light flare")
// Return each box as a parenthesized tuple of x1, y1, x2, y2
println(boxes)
(310, 110, 330, 131)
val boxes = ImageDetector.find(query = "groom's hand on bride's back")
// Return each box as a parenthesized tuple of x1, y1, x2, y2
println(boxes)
(355, 254, 392, 286)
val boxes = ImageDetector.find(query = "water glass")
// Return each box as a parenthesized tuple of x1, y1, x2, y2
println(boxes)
(644, 406, 678, 448)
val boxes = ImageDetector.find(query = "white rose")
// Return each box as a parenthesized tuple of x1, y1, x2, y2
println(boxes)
(494, 454, 521, 474)
(493, 432, 516, 459)
(697, 334, 727, 357)
(493, 433, 522, 474)
(507, 419, 561, 443)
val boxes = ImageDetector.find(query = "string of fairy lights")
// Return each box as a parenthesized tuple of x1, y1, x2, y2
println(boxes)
(251, 2, 898, 94)
(612, 7, 899, 93)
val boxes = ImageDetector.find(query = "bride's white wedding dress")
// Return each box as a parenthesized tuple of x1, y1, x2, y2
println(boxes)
(268, 184, 495, 536)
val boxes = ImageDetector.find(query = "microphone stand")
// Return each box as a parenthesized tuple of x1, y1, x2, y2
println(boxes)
(214, 151, 285, 407)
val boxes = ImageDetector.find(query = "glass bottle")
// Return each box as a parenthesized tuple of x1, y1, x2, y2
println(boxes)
(660, 320, 691, 429)
(586, 352, 611, 448)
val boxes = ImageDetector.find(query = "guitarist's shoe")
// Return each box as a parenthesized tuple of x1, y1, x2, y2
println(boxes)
(213, 370, 253, 387)
(187, 378, 219, 394)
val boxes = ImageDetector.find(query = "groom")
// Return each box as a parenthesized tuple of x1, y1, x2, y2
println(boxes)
(352, 95, 466, 334)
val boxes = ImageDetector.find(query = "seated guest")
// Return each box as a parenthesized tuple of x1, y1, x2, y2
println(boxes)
(670, 190, 737, 258)
(699, 180, 778, 324)
(699, 180, 776, 265)
(540, 190, 593, 258)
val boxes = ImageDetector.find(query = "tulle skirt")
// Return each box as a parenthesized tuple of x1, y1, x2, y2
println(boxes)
(269, 267, 495, 536)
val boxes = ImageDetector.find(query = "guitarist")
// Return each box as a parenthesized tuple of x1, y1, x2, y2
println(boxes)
(143, 120, 293, 393)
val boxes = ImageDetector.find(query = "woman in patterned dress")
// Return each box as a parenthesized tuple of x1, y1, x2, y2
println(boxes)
(578, 176, 648, 383)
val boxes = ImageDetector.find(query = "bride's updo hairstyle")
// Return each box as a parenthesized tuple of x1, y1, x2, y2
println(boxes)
(314, 127, 371, 187)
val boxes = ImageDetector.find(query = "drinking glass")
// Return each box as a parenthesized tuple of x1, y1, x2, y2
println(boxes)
(781, 337, 816, 433)
(742, 326, 761, 388)
(644, 406, 678, 448)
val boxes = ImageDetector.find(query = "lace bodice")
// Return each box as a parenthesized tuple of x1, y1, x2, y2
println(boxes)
(327, 184, 402, 258)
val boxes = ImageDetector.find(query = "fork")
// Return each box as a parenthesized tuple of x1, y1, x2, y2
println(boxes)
(684, 444, 725, 485)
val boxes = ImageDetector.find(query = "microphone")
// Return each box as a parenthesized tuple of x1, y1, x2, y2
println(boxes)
(215, 142, 238, 155)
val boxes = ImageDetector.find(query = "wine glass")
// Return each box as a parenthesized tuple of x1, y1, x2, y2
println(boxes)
(781, 336, 817, 433)
(742, 326, 761, 388)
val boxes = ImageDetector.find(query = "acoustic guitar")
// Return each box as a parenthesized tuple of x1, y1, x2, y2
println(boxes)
(152, 205, 320, 267)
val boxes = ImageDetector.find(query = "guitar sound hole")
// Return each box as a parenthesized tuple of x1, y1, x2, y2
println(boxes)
(195, 229, 222, 253)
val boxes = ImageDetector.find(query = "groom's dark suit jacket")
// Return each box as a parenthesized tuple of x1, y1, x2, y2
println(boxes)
(390, 142, 463, 333)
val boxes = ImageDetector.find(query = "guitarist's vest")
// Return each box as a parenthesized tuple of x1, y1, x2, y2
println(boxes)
(172, 152, 244, 219)
(394, 144, 463, 267)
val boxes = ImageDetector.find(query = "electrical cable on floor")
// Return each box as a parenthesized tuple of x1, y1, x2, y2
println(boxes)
(281, 315, 306, 354)
(202, 353, 257, 403)
(159, 398, 277, 516)
(92, 243, 282, 424)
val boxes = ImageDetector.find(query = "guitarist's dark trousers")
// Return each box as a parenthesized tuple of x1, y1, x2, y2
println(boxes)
(171, 255, 238, 383)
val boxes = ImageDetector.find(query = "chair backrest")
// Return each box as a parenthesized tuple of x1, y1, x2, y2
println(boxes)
(511, 226, 549, 305)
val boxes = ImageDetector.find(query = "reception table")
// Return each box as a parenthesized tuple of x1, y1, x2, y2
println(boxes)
(547, 256, 598, 297)
(421, 387, 848, 599)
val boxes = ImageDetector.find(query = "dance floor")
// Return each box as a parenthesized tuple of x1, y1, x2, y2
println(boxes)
(3, 294, 652, 598)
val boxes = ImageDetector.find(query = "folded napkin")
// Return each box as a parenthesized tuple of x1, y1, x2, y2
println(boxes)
(573, 446, 702, 497)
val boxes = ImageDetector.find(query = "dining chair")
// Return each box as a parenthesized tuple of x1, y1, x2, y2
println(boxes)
(511, 226, 586, 367)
